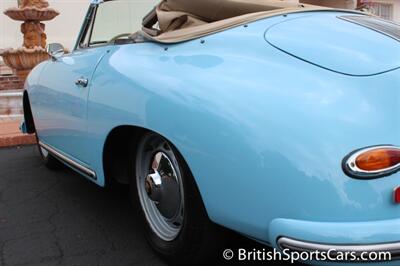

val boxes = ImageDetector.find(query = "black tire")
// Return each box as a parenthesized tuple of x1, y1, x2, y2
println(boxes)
(130, 133, 226, 265)
(37, 136, 62, 170)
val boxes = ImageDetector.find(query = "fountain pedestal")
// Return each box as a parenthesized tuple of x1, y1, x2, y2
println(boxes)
(0, 0, 59, 82)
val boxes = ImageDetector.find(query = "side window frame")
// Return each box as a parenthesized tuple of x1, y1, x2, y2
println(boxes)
(74, 4, 98, 51)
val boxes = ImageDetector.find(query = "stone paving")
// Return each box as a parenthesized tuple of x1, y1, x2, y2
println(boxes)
(0, 146, 167, 266)
(0, 146, 299, 266)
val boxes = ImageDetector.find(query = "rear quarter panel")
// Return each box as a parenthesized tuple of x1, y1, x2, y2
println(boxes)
(85, 12, 400, 243)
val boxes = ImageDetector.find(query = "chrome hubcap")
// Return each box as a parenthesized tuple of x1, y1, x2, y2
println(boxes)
(145, 152, 182, 219)
(137, 138, 184, 241)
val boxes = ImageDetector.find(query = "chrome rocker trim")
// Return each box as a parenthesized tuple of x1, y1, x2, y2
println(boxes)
(39, 141, 97, 179)
(278, 237, 400, 261)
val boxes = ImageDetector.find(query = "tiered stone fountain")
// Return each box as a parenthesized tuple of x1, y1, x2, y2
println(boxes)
(0, 0, 59, 82)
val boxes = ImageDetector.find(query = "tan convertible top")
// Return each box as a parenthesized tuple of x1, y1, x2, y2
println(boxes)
(141, 0, 359, 43)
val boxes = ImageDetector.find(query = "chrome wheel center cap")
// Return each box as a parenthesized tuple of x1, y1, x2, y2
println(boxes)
(145, 152, 182, 219)
(145, 171, 162, 202)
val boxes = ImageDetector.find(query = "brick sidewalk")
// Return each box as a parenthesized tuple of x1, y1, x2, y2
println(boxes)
(0, 118, 36, 147)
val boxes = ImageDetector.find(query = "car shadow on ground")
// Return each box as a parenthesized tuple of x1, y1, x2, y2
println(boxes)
(0, 146, 301, 266)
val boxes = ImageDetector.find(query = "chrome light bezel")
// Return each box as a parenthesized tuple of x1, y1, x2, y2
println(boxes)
(342, 145, 400, 179)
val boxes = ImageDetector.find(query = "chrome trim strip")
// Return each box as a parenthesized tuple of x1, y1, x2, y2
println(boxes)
(278, 237, 400, 261)
(39, 141, 97, 179)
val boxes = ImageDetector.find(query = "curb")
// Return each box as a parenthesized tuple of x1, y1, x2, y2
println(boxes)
(0, 119, 36, 148)
(0, 134, 37, 148)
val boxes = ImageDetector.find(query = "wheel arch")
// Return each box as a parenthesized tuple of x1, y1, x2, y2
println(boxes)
(102, 125, 146, 186)
(102, 125, 201, 189)
(22, 91, 36, 134)
(102, 125, 210, 213)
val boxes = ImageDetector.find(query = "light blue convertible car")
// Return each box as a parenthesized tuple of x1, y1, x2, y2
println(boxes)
(22, 0, 400, 264)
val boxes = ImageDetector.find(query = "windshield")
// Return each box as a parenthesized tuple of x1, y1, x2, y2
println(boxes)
(90, 0, 158, 45)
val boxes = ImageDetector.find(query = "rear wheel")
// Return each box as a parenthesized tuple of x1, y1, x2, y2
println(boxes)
(130, 133, 225, 265)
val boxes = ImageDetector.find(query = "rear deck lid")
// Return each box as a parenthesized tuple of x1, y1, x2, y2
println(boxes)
(265, 13, 400, 76)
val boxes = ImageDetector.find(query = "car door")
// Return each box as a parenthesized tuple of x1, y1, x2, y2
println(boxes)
(34, 0, 158, 167)
(37, 46, 110, 164)
(33, 4, 110, 165)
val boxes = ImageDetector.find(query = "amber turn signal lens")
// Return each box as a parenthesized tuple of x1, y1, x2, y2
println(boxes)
(355, 148, 400, 172)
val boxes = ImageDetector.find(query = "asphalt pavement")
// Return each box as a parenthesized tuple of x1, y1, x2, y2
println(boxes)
(0, 146, 300, 266)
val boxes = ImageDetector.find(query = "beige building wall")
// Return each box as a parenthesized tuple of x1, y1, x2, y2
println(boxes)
(1, 0, 399, 56)
(368, 0, 400, 21)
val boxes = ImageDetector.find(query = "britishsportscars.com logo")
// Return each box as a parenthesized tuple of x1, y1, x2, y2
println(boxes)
(222, 248, 392, 264)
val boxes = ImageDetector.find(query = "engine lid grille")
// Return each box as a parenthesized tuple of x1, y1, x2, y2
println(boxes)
(339, 15, 400, 42)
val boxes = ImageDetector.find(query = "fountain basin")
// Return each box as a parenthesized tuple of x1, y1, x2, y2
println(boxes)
(4, 7, 59, 21)
(0, 47, 49, 80)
